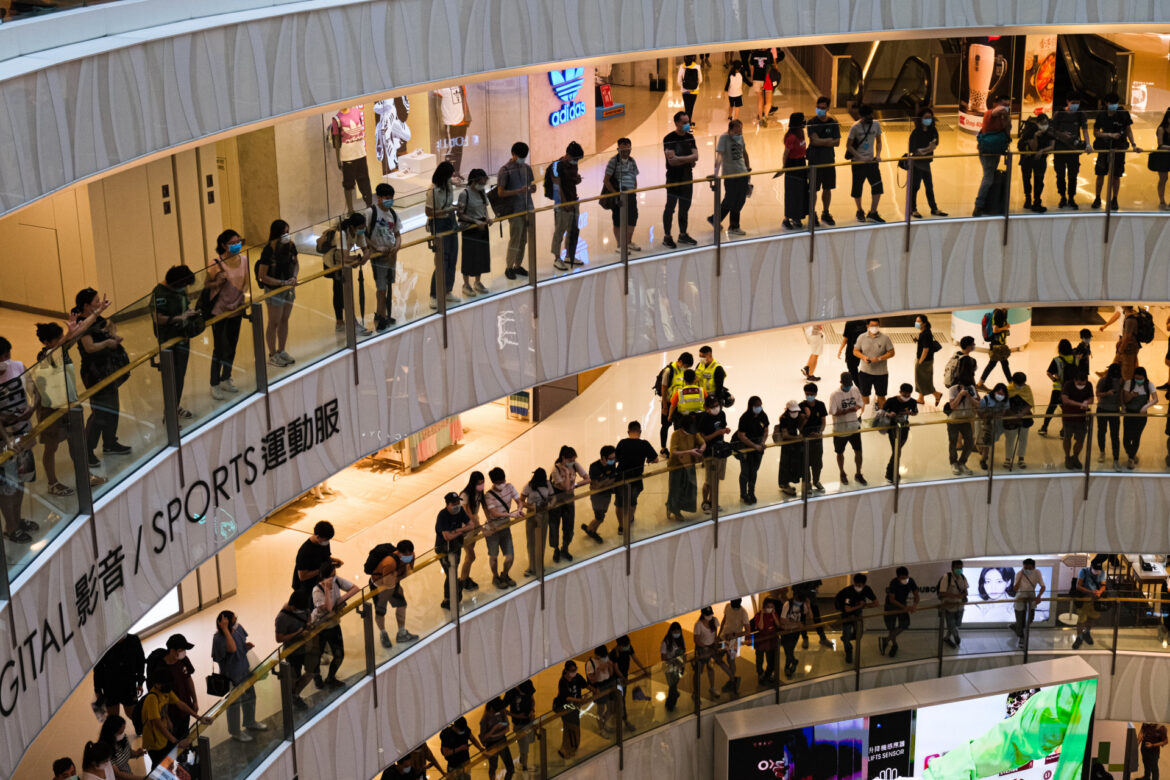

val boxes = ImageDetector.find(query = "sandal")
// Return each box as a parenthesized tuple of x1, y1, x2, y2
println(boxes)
(48, 482, 75, 497)
(4, 529, 33, 544)
(19, 519, 40, 533)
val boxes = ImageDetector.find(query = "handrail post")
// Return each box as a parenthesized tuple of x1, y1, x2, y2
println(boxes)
(197, 736, 213, 780)
(623, 484, 632, 577)
(1111, 596, 1120, 675)
(986, 417, 995, 505)
(713, 174, 722, 277)
(249, 302, 272, 430)
(807, 164, 817, 261)
(801, 437, 810, 528)
(853, 615, 862, 691)
(278, 658, 295, 741)
(1084, 413, 1093, 501)
(616, 686, 625, 770)
(693, 655, 702, 738)
(620, 193, 630, 295)
(435, 235, 448, 349)
(537, 509, 547, 611)
(159, 348, 181, 450)
(1104, 151, 1117, 243)
(892, 422, 902, 513)
(527, 207, 539, 318)
(1021, 600, 1031, 663)
(1002, 150, 1012, 247)
(341, 261, 359, 385)
(710, 459, 719, 549)
(903, 158, 915, 253)
(67, 405, 94, 518)
(362, 600, 376, 679)
(447, 550, 461, 653)
(936, 606, 945, 678)
(538, 723, 548, 780)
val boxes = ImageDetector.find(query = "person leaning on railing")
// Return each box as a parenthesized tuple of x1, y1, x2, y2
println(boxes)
(206, 229, 249, 400)
(1071, 559, 1106, 650)
(1003, 372, 1034, 469)
(0, 336, 37, 545)
(274, 589, 316, 710)
(309, 564, 359, 689)
(255, 219, 299, 368)
(151, 265, 198, 420)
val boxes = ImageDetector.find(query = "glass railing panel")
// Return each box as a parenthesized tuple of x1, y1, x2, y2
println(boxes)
(365, 553, 450, 667)
(1115, 411, 1169, 475)
(204, 649, 286, 780)
(284, 589, 369, 728)
(544, 700, 617, 778)
(169, 262, 258, 434)
(928, 152, 978, 221)
(895, 416, 955, 486)
(816, 422, 891, 495)
(623, 653, 691, 735)
(626, 182, 675, 261)
(624, 449, 713, 546)
(456, 512, 539, 618)
(863, 601, 942, 669)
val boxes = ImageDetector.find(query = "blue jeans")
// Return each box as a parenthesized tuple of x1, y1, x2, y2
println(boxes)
(975, 153, 1001, 209)
(944, 608, 964, 641)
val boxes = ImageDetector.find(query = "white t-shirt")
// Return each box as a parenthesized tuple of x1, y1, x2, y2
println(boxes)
(1014, 569, 1044, 605)
(693, 616, 719, 647)
(0, 360, 30, 439)
(727, 72, 743, 98)
(828, 386, 864, 429)
(367, 204, 400, 254)
(435, 86, 468, 126)
(334, 107, 366, 163)
(312, 576, 356, 623)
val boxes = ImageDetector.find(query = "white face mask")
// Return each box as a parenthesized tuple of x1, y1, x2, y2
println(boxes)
(280, 233, 292, 244)
(176, 650, 186, 660)
(711, 406, 721, 415)
(868, 326, 879, 335)
(995, 393, 1006, 401)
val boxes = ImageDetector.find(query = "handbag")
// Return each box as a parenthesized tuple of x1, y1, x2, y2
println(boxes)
(205, 672, 232, 697)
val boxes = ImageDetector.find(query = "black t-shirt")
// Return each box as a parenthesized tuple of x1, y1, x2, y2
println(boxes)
(776, 411, 802, 439)
(615, 437, 657, 480)
(698, 410, 728, 443)
(917, 327, 936, 361)
(736, 410, 770, 446)
(1094, 109, 1133, 150)
(908, 125, 939, 159)
(886, 577, 919, 608)
(881, 396, 919, 423)
(610, 644, 635, 676)
(381, 766, 423, 780)
(746, 50, 772, 81)
(806, 116, 841, 164)
(800, 400, 828, 435)
(835, 585, 877, 613)
(508, 688, 535, 725)
(435, 507, 471, 549)
(843, 320, 867, 349)
(663, 131, 697, 182)
(439, 726, 472, 767)
(558, 673, 588, 703)
(588, 458, 617, 494)
(1017, 122, 1053, 154)
(1051, 109, 1087, 149)
(556, 158, 579, 202)
(292, 539, 332, 590)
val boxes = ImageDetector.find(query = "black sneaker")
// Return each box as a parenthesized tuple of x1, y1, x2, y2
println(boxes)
(88, 453, 101, 468)
(821, 212, 836, 226)
(552, 548, 561, 563)
(661, 235, 676, 248)
(1091, 197, 1102, 209)
(293, 696, 308, 710)
(505, 269, 517, 280)
(104, 442, 132, 455)
(513, 266, 529, 277)
(855, 208, 867, 223)
(374, 315, 389, 333)
(677, 233, 697, 245)
(1032, 203, 1048, 213)
(1109, 199, 1119, 211)
(1058, 196, 1068, 208)
(878, 637, 889, 656)
(855, 474, 868, 485)
(560, 548, 573, 562)
(888, 643, 898, 658)
(1068, 199, 1079, 210)
(1083, 631, 1094, 645)
(582, 524, 603, 543)
(866, 212, 886, 223)
(462, 577, 479, 591)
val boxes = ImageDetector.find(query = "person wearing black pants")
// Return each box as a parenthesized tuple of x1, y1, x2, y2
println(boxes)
(838, 320, 867, 384)
(85, 384, 122, 463)
(908, 108, 947, 218)
(800, 383, 828, 492)
(663, 112, 699, 248)
(1050, 95, 1089, 209)
(1139, 722, 1168, 780)
(1018, 114, 1054, 212)
(76, 288, 129, 465)
(781, 113, 809, 230)
(735, 397, 768, 503)
(795, 581, 833, 647)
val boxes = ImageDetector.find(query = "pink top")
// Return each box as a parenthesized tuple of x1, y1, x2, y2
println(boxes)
(209, 256, 248, 316)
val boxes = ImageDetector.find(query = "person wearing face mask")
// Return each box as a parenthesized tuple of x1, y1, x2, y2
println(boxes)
(506, 680, 538, 773)
(659, 621, 687, 711)
(698, 395, 731, 510)
(319, 212, 371, 336)
(159, 634, 198, 741)
(554, 661, 591, 760)
(667, 413, 706, 522)
(582, 446, 619, 543)
(829, 371, 867, 486)
(974, 95, 1012, 217)
(834, 574, 877, 665)
(907, 107, 947, 218)
(846, 104, 885, 223)
(945, 355, 980, 475)
(938, 560, 970, 648)
(879, 566, 920, 659)
(854, 318, 895, 414)
(779, 112, 810, 230)
(79, 740, 116, 780)
(678, 54, 703, 125)
(777, 589, 810, 679)
(1060, 369, 1095, 469)
(585, 644, 617, 734)
(98, 714, 145, 780)
(877, 383, 918, 483)
(550, 143, 585, 271)
(694, 345, 728, 405)
(603, 138, 642, 251)
(52, 757, 78, 780)
(725, 61, 745, 122)
(436, 492, 475, 609)
(292, 520, 342, 592)
(366, 539, 418, 648)
(609, 635, 647, 731)
(478, 697, 515, 779)
(976, 382, 1010, 471)
(806, 96, 841, 224)
(1074, 328, 1093, 375)
(751, 597, 780, 683)
(614, 421, 659, 531)
(1038, 339, 1077, 438)
(440, 716, 483, 779)
(212, 609, 270, 741)
(139, 666, 207, 766)
(710, 119, 752, 237)
(1051, 94, 1091, 208)
(427, 161, 460, 309)
(799, 384, 829, 493)
(151, 265, 198, 420)
(367, 182, 402, 331)
(1092, 92, 1140, 210)
(497, 142, 536, 279)
(457, 471, 486, 593)
(482, 468, 520, 588)
(255, 219, 298, 368)
(1004, 372, 1035, 470)
(1018, 113, 1055, 212)
(913, 314, 943, 407)
(838, 319, 868, 385)
(1122, 367, 1159, 469)
(662, 111, 699, 249)
(694, 605, 739, 699)
(735, 395, 770, 504)
(773, 400, 806, 497)
(274, 589, 316, 709)
(549, 445, 590, 563)
(1096, 362, 1124, 470)
(207, 229, 250, 400)
(455, 168, 493, 296)
(1012, 558, 1046, 648)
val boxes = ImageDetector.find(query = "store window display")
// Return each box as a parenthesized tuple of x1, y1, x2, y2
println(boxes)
(331, 105, 373, 213)
(433, 85, 472, 183)
(374, 97, 413, 175)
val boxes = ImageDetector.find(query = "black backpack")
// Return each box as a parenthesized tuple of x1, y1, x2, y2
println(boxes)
(652, 364, 673, 397)
(129, 690, 158, 734)
(543, 161, 560, 201)
(364, 543, 397, 576)
(1133, 310, 1155, 344)
(682, 65, 699, 91)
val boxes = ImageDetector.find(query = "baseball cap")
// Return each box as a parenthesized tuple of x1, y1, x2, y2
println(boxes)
(166, 634, 195, 650)
(444, 492, 461, 504)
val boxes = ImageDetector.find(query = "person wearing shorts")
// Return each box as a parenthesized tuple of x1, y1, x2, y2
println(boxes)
(846, 105, 884, 222)
(367, 183, 401, 331)
(806, 97, 841, 224)
(853, 319, 895, 409)
(369, 540, 418, 648)
(802, 324, 824, 381)
(828, 371, 866, 485)
(604, 140, 641, 251)
(483, 468, 520, 589)
(613, 421, 658, 531)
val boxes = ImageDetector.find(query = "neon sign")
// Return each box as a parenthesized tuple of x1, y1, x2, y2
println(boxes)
(548, 68, 586, 126)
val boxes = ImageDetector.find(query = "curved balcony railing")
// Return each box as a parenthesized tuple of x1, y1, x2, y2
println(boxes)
(2, 146, 1167, 595)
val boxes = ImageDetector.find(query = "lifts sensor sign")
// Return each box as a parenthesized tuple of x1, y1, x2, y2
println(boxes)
(548, 68, 587, 126)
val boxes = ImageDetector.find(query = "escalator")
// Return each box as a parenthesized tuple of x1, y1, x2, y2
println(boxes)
(862, 55, 932, 116)
(1056, 34, 1132, 109)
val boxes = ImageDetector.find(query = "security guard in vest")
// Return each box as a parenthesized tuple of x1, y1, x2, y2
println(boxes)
(694, 345, 726, 402)
(668, 369, 707, 426)
(659, 351, 694, 455)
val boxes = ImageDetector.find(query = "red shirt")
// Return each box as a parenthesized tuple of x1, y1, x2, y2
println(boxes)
(784, 132, 807, 160)
(982, 107, 1010, 134)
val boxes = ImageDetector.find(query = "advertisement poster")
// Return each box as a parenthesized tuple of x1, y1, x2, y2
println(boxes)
(729, 681, 1097, 780)
(1021, 35, 1058, 117)
(959, 37, 1017, 133)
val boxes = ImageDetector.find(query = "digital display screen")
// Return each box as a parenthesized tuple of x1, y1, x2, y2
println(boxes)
(960, 565, 1054, 625)
(728, 680, 1096, 780)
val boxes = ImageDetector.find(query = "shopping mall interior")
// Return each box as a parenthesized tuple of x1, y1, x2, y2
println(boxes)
(4, 3, 1170, 780)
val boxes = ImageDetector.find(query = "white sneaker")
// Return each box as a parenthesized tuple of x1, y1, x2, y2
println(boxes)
(429, 297, 438, 310)
(221, 379, 240, 393)
(445, 292, 460, 304)
(268, 353, 288, 367)
(232, 732, 254, 743)
(279, 351, 295, 364)
(554, 259, 569, 271)
(356, 323, 372, 336)
(210, 385, 227, 401)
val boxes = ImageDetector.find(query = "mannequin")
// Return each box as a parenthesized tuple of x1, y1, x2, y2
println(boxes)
(433, 86, 471, 181)
(374, 97, 413, 175)
(331, 105, 373, 212)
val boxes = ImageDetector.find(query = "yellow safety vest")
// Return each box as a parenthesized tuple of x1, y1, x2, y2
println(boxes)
(665, 361, 686, 396)
(694, 360, 721, 395)
(676, 384, 706, 414)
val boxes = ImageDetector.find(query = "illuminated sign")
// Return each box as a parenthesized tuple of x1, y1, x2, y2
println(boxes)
(549, 67, 587, 126)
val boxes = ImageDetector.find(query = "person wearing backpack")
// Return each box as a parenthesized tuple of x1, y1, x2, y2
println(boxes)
(973, 95, 1012, 217)
(137, 666, 207, 766)
(1004, 372, 1034, 469)
(255, 219, 299, 368)
(677, 55, 703, 126)
(319, 213, 372, 337)
(1038, 339, 1077, 438)
(1113, 305, 1145, 381)
(366, 539, 417, 648)
(367, 183, 402, 331)
(497, 142, 536, 279)
(549, 142, 585, 271)
(978, 308, 1013, 388)
(913, 314, 943, 407)
(207, 229, 249, 401)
